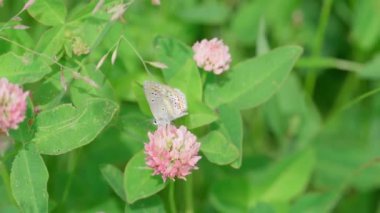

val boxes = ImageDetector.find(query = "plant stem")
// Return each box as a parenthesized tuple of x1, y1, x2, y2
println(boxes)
(0, 160, 15, 204)
(327, 73, 359, 119)
(0, 35, 78, 72)
(120, 36, 152, 75)
(169, 181, 176, 213)
(60, 149, 81, 207)
(184, 175, 194, 213)
(326, 86, 380, 124)
(305, 0, 334, 96)
(297, 57, 363, 72)
(340, 86, 380, 112)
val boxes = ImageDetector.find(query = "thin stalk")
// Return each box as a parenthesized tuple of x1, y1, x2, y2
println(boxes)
(0, 35, 77, 72)
(184, 176, 194, 213)
(60, 149, 81, 206)
(305, 0, 334, 96)
(169, 181, 176, 213)
(340, 87, 380, 112)
(297, 57, 363, 72)
(327, 74, 359, 119)
(326, 86, 380, 123)
(120, 36, 152, 75)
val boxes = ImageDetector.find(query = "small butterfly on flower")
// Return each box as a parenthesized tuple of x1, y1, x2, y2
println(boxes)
(143, 81, 188, 126)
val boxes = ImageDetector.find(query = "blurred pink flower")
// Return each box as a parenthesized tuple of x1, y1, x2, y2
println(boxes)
(108, 3, 127, 21)
(0, 134, 13, 156)
(145, 125, 201, 181)
(0, 78, 29, 133)
(152, 0, 160, 5)
(192, 38, 231, 75)
(22, 0, 35, 11)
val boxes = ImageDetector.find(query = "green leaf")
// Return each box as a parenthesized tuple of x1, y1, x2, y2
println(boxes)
(124, 151, 167, 204)
(230, 0, 298, 45)
(154, 37, 193, 81)
(10, 147, 49, 213)
(210, 177, 251, 212)
(163, 57, 212, 128)
(147, 38, 210, 128)
(70, 66, 116, 107)
(263, 74, 321, 149)
(313, 100, 380, 191)
(352, 0, 380, 50)
(30, 71, 67, 110)
(200, 130, 239, 165)
(168, 59, 202, 101)
(216, 104, 243, 168)
(9, 98, 36, 144)
(290, 191, 343, 213)
(119, 105, 155, 151)
(180, 100, 218, 129)
(205, 46, 303, 110)
(81, 199, 122, 213)
(210, 149, 315, 211)
(35, 26, 66, 58)
(101, 164, 126, 201)
(33, 98, 119, 155)
(28, 0, 67, 26)
(132, 82, 152, 116)
(357, 54, 380, 79)
(125, 195, 165, 213)
(0, 162, 18, 211)
(230, 0, 265, 45)
(249, 202, 276, 213)
(250, 148, 315, 204)
(178, 1, 231, 25)
(0, 52, 52, 84)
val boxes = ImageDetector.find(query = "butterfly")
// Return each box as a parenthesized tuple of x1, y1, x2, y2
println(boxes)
(143, 81, 188, 126)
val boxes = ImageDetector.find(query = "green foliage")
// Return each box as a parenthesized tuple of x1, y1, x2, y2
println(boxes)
(352, 0, 380, 50)
(125, 195, 165, 213)
(215, 104, 243, 168)
(100, 164, 126, 201)
(35, 26, 65, 58)
(358, 55, 380, 79)
(33, 98, 118, 155)
(0, 0, 379, 212)
(205, 46, 303, 110)
(10, 147, 49, 213)
(210, 149, 315, 211)
(178, 1, 231, 25)
(0, 52, 52, 84)
(27, 0, 67, 26)
(264, 74, 321, 149)
(123, 152, 167, 204)
(200, 130, 239, 165)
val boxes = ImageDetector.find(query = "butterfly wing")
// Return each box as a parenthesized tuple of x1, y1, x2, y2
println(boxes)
(143, 81, 171, 125)
(171, 88, 188, 119)
(144, 81, 188, 125)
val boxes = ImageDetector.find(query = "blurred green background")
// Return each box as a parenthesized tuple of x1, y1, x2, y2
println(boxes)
(1, 0, 380, 212)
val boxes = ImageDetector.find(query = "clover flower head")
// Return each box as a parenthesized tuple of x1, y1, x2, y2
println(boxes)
(0, 78, 28, 133)
(192, 38, 232, 75)
(144, 125, 201, 181)
(72, 37, 90, 56)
